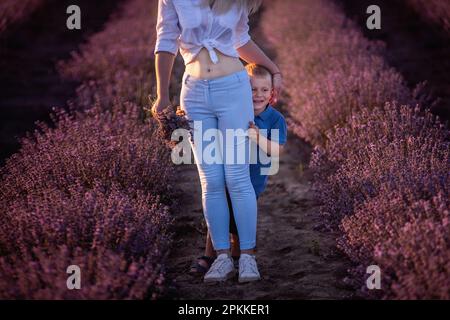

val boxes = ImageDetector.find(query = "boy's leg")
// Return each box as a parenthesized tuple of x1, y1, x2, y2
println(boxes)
(189, 230, 216, 274)
(230, 233, 241, 257)
(205, 230, 215, 258)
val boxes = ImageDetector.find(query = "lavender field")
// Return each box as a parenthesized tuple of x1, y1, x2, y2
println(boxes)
(0, 0, 449, 300)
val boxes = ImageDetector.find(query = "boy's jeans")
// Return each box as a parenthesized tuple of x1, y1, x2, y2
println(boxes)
(180, 69, 258, 250)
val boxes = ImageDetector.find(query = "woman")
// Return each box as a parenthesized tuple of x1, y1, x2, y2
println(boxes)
(152, 0, 282, 283)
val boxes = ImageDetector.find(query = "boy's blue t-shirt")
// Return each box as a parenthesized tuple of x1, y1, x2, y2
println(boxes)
(249, 104, 287, 197)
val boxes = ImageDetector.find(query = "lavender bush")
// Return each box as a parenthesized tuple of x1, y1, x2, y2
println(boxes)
(0, 186, 171, 299)
(311, 103, 449, 298)
(0, 0, 181, 299)
(311, 103, 449, 224)
(0, 101, 176, 299)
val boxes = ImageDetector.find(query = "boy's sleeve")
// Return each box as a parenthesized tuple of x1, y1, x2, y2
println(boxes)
(272, 116, 288, 145)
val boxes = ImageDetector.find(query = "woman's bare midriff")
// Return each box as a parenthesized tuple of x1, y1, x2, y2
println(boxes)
(185, 48, 245, 79)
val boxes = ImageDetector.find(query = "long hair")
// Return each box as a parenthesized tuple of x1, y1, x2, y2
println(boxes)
(201, 0, 263, 15)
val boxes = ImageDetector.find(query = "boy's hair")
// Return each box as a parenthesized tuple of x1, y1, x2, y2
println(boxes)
(245, 63, 272, 80)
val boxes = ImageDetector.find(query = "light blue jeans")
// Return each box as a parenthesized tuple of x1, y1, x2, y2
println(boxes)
(180, 69, 257, 250)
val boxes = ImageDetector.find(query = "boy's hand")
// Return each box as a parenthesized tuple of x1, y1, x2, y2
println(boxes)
(248, 121, 260, 143)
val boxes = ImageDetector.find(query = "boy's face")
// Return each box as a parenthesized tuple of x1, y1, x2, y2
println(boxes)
(249, 74, 272, 114)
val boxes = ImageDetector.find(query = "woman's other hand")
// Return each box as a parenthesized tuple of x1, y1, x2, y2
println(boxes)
(176, 106, 186, 117)
(270, 73, 283, 105)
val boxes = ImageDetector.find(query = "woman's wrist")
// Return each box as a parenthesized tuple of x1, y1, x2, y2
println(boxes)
(269, 64, 281, 75)
(156, 92, 170, 102)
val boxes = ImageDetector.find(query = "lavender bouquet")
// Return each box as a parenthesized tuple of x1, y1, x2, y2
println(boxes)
(146, 99, 193, 149)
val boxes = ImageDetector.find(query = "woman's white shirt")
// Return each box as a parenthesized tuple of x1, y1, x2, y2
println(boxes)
(154, 0, 251, 65)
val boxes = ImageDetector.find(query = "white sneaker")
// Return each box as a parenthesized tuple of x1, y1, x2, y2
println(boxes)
(238, 254, 261, 283)
(203, 253, 235, 283)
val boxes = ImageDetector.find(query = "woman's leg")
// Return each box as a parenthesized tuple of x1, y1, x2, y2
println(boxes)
(227, 188, 241, 258)
(180, 73, 231, 252)
(209, 71, 260, 282)
(209, 70, 258, 251)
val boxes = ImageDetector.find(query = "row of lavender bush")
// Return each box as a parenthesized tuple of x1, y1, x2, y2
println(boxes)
(0, 0, 178, 299)
(0, 0, 45, 33)
(261, 0, 449, 299)
(57, 0, 156, 111)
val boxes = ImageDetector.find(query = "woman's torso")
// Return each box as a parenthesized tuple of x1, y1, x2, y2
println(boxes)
(170, 0, 248, 79)
(185, 48, 245, 79)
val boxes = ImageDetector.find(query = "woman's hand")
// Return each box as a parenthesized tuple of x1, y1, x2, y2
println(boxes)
(270, 73, 283, 105)
(151, 96, 173, 119)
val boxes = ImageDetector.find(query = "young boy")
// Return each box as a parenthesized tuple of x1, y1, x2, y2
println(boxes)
(188, 63, 288, 277)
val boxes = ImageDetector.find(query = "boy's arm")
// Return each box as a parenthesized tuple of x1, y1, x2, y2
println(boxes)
(257, 135, 285, 157)
(248, 124, 286, 157)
